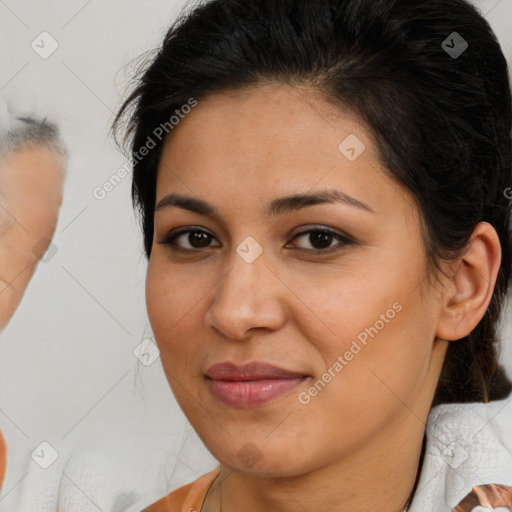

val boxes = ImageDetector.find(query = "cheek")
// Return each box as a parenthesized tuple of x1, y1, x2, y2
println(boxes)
(145, 258, 208, 370)
(146, 260, 179, 358)
(283, 257, 434, 398)
(314, 290, 433, 422)
(277, 261, 402, 345)
(145, 257, 192, 330)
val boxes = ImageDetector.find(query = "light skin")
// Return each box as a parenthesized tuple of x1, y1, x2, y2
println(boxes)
(145, 83, 501, 512)
(0, 143, 64, 330)
(0, 142, 64, 488)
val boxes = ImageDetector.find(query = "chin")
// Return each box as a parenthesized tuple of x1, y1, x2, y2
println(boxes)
(213, 442, 313, 478)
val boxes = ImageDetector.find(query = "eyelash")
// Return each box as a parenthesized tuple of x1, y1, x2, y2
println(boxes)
(158, 227, 355, 255)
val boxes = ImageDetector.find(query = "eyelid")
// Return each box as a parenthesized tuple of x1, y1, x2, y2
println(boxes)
(158, 227, 219, 249)
(158, 225, 355, 254)
(288, 227, 355, 253)
(290, 226, 354, 242)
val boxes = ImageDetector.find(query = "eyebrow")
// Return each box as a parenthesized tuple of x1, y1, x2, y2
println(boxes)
(155, 189, 374, 217)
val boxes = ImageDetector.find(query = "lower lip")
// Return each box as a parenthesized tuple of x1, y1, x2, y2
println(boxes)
(208, 377, 307, 408)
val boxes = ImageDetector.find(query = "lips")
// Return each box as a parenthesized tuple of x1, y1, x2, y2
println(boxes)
(205, 361, 309, 408)
(205, 361, 307, 381)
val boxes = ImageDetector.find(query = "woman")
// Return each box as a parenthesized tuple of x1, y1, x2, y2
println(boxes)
(113, 0, 512, 510)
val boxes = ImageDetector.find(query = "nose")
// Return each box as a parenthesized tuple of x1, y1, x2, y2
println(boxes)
(205, 246, 287, 341)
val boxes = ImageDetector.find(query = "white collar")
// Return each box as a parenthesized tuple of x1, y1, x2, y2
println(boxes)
(409, 395, 512, 511)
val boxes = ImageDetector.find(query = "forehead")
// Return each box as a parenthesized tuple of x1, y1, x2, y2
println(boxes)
(154, 83, 415, 221)
(158, 84, 376, 176)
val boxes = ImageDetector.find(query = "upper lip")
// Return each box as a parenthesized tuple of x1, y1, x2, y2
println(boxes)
(205, 361, 308, 381)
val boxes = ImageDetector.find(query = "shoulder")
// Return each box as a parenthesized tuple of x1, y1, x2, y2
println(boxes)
(142, 467, 220, 512)
(409, 395, 512, 511)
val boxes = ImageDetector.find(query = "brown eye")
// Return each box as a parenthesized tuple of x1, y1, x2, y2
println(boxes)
(158, 226, 354, 256)
(288, 228, 354, 254)
(159, 229, 220, 250)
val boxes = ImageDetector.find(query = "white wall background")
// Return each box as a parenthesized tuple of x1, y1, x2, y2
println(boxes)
(0, 0, 511, 511)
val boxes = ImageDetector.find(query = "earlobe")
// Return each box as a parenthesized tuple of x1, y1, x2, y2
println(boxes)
(435, 222, 501, 342)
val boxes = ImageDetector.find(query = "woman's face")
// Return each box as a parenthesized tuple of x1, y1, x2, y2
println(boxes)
(146, 83, 448, 476)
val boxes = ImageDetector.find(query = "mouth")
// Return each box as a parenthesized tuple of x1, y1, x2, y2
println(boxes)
(204, 361, 310, 408)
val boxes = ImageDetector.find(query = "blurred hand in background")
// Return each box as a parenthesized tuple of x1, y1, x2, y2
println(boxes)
(0, 103, 67, 488)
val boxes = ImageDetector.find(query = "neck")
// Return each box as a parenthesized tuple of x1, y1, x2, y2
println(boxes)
(202, 418, 426, 512)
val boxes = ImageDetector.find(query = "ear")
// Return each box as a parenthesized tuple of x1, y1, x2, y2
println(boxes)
(435, 222, 501, 342)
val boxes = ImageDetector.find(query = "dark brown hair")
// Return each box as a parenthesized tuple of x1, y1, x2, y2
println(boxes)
(113, 0, 512, 406)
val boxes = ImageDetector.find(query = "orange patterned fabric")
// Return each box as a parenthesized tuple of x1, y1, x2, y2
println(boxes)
(454, 483, 512, 511)
(142, 469, 512, 512)
(0, 429, 6, 490)
(142, 467, 220, 512)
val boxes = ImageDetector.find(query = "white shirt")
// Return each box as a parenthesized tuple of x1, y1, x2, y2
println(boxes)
(410, 395, 512, 511)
